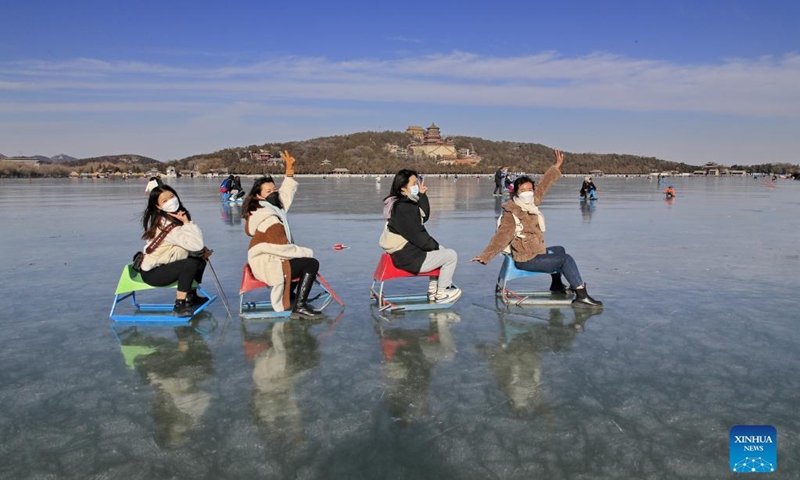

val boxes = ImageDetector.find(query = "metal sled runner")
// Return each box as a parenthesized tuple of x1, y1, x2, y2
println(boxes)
(495, 254, 574, 307)
(239, 264, 344, 320)
(370, 253, 459, 312)
(109, 263, 217, 322)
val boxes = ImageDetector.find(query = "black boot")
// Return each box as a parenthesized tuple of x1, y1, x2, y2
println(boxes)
(572, 284, 603, 307)
(293, 273, 320, 317)
(549, 274, 567, 294)
(187, 290, 210, 306)
(173, 299, 194, 317)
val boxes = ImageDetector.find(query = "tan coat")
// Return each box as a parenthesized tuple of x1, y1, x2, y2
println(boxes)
(476, 165, 561, 264)
(140, 220, 204, 272)
(245, 177, 313, 311)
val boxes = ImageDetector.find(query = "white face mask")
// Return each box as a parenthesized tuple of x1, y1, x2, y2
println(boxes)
(408, 185, 420, 196)
(161, 197, 180, 213)
(518, 191, 534, 204)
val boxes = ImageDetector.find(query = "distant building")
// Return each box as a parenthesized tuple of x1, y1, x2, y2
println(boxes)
(408, 123, 457, 160)
(331, 168, 350, 175)
(406, 126, 425, 142)
(700, 162, 731, 176)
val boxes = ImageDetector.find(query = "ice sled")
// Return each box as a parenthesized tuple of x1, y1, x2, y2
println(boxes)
(370, 253, 459, 312)
(109, 264, 217, 322)
(221, 192, 243, 204)
(580, 189, 598, 201)
(495, 254, 574, 307)
(239, 264, 343, 320)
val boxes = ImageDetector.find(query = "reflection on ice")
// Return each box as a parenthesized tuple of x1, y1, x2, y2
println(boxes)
(112, 319, 215, 449)
(248, 321, 319, 445)
(480, 307, 601, 417)
(2, 176, 799, 479)
(374, 311, 460, 426)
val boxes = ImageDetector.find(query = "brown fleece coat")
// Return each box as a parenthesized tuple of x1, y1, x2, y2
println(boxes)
(476, 165, 561, 264)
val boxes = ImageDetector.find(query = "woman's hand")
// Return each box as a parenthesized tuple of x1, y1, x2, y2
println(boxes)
(419, 177, 428, 194)
(169, 210, 189, 224)
(281, 150, 295, 176)
(471, 256, 486, 265)
(554, 149, 564, 169)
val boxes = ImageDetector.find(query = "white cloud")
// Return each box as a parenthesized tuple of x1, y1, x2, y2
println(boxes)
(2, 51, 800, 116)
(2, 50, 800, 162)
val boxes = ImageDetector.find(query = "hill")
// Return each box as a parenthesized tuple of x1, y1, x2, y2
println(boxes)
(64, 154, 161, 168)
(167, 130, 698, 175)
(51, 154, 78, 162)
(56, 154, 162, 175)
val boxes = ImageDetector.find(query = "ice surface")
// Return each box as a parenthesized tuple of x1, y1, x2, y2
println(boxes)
(1, 175, 799, 479)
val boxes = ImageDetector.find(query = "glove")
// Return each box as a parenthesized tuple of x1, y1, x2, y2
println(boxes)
(281, 150, 295, 176)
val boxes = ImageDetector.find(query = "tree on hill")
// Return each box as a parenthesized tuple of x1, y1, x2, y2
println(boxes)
(166, 130, 700, 175)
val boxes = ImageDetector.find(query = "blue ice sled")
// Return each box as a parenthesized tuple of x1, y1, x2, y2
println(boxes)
(109, 263, 217, 322)
(495, 254, 574, 307)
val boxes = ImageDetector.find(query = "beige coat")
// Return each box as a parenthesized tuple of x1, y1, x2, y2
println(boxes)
(140, 220, 204, 271)
(245, 177, 313, 311)
(476, 165, 561, 264)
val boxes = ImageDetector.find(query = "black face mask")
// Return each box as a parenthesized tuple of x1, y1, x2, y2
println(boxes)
(265, 191, 282, 209)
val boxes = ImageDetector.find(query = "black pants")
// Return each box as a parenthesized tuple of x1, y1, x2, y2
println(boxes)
(289, 257, 319, 280)
(141, 257, 206, 293)
(493, 183, 503, 194)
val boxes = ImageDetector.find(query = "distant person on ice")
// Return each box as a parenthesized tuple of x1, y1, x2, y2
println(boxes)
(663, 184, 676, 198)
(472, 149, 603, 307)
(381, 169, 461, 304)
(580, 176, 597, 199)
(493, 166, 508, 196)
(230, 176, 245, 200)
(220, 175, 234, 194)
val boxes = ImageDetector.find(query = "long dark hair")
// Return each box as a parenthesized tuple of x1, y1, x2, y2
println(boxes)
(242, 176, 276, 218)
(141, 185, 190, 240)
(511, 176, 535, 199)
(384, 169, 418, 201)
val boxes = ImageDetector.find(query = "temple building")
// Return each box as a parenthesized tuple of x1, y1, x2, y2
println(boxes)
(406, 126, 425, 142)
(407, 123, 457, 160)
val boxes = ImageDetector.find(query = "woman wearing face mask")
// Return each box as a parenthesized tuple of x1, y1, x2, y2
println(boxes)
(139, 185, 211, 317)
(382, 169, 461, 303)
(242, 151, 320, 317)
(472, 149, 602, 307)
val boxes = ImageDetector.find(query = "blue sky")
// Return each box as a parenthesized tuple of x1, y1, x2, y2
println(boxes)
(1, 0, 799, 165)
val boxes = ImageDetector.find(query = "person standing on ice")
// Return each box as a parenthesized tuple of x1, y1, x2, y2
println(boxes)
(472, 149, 602, 307)
(493, 166, 508, 196)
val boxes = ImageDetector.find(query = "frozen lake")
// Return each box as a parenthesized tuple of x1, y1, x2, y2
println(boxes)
(1, 174, 798, 479)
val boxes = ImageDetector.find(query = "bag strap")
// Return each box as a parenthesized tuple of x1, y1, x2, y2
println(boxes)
(145, 222, 179, 254)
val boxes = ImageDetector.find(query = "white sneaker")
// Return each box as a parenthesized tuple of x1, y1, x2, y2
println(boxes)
(432, 286, 462, 304)
(427, 279, 438, 301)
